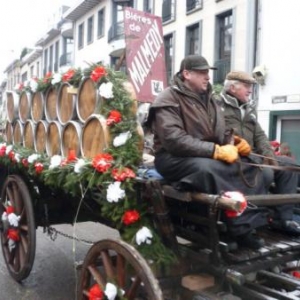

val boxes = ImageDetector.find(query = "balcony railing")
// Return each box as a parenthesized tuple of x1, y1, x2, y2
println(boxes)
(108, 21, 124, 42)
(60, 52, 72, 67)
(213, 58, 231, 84)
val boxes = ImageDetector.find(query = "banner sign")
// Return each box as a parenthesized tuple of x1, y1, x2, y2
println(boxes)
(124, 7, 167, 103)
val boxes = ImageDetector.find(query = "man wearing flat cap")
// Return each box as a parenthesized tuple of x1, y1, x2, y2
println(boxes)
(218, 70, 300, 235)
(148, 56, 273, 249)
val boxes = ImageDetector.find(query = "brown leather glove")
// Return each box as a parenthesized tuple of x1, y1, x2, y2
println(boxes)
(213, 144, 239, 164)
(263, 157, 279, 166)
(234, 135, 251, 156)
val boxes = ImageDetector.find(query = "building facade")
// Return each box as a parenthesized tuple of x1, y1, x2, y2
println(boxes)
(2, 0, 300, 161)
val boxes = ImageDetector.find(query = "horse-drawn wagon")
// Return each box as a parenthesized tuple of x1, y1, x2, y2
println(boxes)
(1, 65, 300, 300)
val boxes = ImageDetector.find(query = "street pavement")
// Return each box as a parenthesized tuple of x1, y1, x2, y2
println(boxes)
(0, 222, 119, 300)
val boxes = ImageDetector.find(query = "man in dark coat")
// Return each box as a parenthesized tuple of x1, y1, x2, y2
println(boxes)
(218, 70, 300, 235)
(149, 55, 272, 249)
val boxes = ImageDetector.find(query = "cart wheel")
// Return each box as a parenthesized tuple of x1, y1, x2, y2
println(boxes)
(0, 175, 36, 282)
(78, 239, 163, 300)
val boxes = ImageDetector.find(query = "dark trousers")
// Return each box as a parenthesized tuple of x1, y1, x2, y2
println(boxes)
(155, 153, 273, 236)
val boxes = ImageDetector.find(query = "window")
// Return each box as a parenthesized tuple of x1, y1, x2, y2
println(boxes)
(44, 49, 48, 75)
(143, 0, 153, 13)
(49, 45, 53, 72)
(54, 41, 59, 72)
(36, 61, 40, 78)
(97, 8, 105, 38)
(162, 0, 176, 23)
(214, 11, 232, 84)
(186, 0, 202, 13)
(164, 33, 174, 85)
(78, 22, 84, 49)
(186, 22, 201, 55)
(30, 66, 34, 78)
(87, 16, 94, 44)
(109, 0, 133, 41)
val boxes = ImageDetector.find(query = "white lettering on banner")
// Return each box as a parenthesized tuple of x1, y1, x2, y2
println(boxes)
(128, 20, 163, 93)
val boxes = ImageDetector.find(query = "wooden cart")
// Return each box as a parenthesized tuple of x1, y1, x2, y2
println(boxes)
(2, 167, 300, 300)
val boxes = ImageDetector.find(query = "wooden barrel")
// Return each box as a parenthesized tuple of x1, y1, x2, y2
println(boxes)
(5, 121, 13, 144)
(80, 114, 110, 158)
(13, 120, 23, 146)
(23, 120, 36, 149)
(61, 121, 82, 157)
(46, 121, 63, 156)
(19, 91, 31, 123)
(76, 77, 100, 123)
(123, 81, 138, 115)
(34, 120, 48, 153)
(45, 86, 58, 122)
(31, 91, 45, 123)
(6, 91, 19, 123)
(57, 83, 77, 125)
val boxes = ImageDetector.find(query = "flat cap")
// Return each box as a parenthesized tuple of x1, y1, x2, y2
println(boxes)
(226, 71, 256, 84)
(179, 55, 217, 72)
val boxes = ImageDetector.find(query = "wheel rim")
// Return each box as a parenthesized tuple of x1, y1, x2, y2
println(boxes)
(78, 239, 163, 300)
(0, 175, 36, 281)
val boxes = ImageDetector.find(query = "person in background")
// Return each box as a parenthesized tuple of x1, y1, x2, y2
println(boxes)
(218, 70, 300, 235)
(270, 140, 280, 155)
(148, 55, 272, 249)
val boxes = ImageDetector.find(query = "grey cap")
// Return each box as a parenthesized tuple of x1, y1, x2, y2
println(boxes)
(179, 55, 217, 72)
(226, 71, 256, 84)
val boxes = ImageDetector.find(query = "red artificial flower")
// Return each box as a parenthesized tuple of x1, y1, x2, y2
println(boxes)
(8, 151, 15, 162)
(111, 167, 136, 182)
(92, 153, 113, 173)
(90, 66, 107, 82)
(67, 149, 77, 163)
(62, 69, 75, 82)
(122, 210, 140, 225)
(22, 158, 29, 168)
(43, 72, 52, 83)
(88, 283, 103, 300)
(17, 83, 24, 91)
(6, 206, 14, 214)
(34, 162, 44, 174)
(106, 110, 122, 126)
(0, 145, 6, 156)
(7, 228, 20, 241)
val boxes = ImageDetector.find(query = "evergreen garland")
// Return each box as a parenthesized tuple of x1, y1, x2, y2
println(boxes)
(3, 64, 176, 269)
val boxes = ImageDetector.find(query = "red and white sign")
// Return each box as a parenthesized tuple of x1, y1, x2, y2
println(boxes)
(124, 7, 167, 103)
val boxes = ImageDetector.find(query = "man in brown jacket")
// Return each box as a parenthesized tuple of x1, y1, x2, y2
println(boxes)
(149, 55, 272, 249)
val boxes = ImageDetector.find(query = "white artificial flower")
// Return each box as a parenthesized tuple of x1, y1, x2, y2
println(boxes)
(113, 131, 132, 147)
(51, 73, 62, 85)
(104, 283, 118, 300)
(135, 227, 153, 245)
(7, 213, 20, 227)
(29, 79, 38, 92)
(0, 142, 6, 148)
(98, 82, 114, 99)
(28, 153, 40, 163)
(49, 155, 62, 169)
(14, 153, 21, 163)
(106, 181, 125, 203)
(5, 145, 13, 155)
(74, 158, 86, 173)
(1, 212, 7, 222)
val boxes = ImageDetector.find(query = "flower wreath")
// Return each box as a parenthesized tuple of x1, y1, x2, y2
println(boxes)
(4, 64, 176, 269)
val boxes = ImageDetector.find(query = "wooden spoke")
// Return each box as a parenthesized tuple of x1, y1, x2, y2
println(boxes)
(20, 234, 28, 253)
(117, 253, 126, 288)
(6, 186, 14, 205)
(19, 224, 29, 232)
(8, 247, 16, 265)
(11, 182, 23, 215)
(13, 244, 21, 272)
(101, 250, 115, 280)
(87, 265, 105, 287)
(18, 239, 26, 268)
(125, 276, 142, 300)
